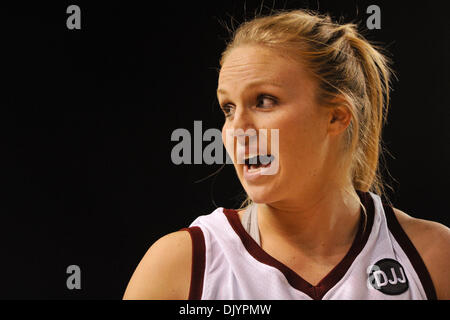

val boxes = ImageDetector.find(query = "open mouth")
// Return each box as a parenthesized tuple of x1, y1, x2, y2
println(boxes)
(244, 154, 275, 172)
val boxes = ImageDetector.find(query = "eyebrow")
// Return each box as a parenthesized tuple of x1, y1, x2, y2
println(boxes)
(216, 80, 284, 95)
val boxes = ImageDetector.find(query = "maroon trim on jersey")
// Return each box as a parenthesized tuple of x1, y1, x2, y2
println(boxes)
(180, 226, 206, 300)
(382, 203, 437, 300)
(223, 190, 374, 300)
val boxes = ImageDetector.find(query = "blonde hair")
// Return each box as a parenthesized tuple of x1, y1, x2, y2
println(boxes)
(219, 9, 395, 209)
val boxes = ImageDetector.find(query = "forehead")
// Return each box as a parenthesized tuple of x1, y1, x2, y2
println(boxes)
(218, 45, 304, 91)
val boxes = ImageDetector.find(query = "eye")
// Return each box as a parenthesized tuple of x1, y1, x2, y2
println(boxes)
(220, 103, 234, 118)
(218, 94, 278, 118)
(256, 94, 277, 109)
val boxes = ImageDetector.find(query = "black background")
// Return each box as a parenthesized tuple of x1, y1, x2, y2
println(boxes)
(0, 0, 448, 299)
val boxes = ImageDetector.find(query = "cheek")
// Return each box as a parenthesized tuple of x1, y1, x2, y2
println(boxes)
(222, 125, 237, 164)
(221, 126, 232, 156)
(278, 107, 326, 168)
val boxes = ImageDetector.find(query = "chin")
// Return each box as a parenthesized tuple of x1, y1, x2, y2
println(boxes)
(243, 184, 279, 204)
(236, 163, 282, 205)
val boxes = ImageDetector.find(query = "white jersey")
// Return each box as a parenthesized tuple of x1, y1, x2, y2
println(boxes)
(181, 191, 436, 300)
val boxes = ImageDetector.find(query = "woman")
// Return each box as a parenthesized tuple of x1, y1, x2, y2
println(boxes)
(123, 9, 449, 300)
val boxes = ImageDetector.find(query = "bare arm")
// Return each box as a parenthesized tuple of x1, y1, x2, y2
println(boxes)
(394, 208, 450, 300)
(123, 230, 192, 300)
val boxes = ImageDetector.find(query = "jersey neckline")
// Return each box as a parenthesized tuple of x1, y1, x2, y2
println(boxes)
(223, 190, 375, 300)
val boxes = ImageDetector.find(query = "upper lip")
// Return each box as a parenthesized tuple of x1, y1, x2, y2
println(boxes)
(238, 152, 272, 164)
(244, 154, 272, 160)
(236, 144, 257, 164)
(244, 154, 274, 166)
(244, 154, 266, 160)
(236, 143, 272, 161)
(237, 152, 272, 164)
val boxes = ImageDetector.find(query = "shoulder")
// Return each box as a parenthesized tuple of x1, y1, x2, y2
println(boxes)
(392, 207, 450, 300)
(123, 230, 192, 300)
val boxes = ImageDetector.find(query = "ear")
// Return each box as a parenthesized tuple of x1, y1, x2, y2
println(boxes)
(327, 97, 353, 136)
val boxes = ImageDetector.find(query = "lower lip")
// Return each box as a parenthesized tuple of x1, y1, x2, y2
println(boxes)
(243, 162, 275, 183)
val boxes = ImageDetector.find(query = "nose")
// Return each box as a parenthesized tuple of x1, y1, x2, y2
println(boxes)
(229, 105, 255, 133)
(224, 107, 258, 164)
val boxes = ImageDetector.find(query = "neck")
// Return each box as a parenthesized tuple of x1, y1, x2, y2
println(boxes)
(258, 185, 362, 257)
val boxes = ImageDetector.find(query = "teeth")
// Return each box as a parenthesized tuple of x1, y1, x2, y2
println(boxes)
(244, 154, 274, 167)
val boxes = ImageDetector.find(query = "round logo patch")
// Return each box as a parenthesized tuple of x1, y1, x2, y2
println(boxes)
(367, 258, 409, 295)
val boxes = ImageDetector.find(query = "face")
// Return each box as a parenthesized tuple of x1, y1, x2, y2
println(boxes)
(217, 45, 339, 206)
